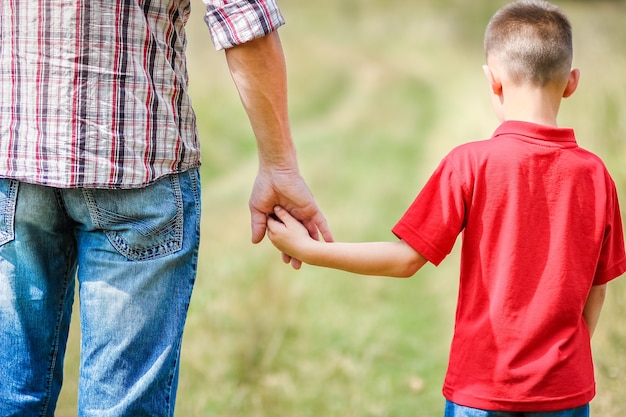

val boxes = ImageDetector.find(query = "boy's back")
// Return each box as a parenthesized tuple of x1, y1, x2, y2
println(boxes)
(392, 119, 626, 410)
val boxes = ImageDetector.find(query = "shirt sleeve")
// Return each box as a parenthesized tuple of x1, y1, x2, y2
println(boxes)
(202, 0, 285, 50)
(593, 179, 626, 285)
(392, 156, 467, 266)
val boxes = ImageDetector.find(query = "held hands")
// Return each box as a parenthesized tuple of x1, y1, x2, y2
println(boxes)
(249, 167, 332, 268)
(266, 206, 317, 269)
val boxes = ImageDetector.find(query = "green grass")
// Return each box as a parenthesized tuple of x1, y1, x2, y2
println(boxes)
(55, 1, 626, 416)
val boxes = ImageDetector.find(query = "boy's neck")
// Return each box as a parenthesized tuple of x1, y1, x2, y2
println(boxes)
(500, 84, 563, 127)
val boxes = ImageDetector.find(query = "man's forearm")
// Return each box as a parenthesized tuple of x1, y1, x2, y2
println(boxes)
(224, 31, 297, 169)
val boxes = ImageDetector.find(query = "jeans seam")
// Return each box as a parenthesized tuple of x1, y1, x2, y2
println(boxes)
(0, 179, 19, 245)
(165, 246, 198, 417)
(39, 249, 74, 417)
(165, 334, 182, 416)
(165, 169, 199, 416)
(189, 169, 201, 235)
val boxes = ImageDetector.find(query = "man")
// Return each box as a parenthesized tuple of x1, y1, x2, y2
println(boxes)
(0, 0, 329, 415)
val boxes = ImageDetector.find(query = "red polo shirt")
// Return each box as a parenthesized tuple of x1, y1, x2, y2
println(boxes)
(393, 121, 626, 411)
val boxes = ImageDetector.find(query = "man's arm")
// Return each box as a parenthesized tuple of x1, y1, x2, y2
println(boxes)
(224, 33, 332, 260)
(267, 206, 428, 277)
(583, 283, 607, 338)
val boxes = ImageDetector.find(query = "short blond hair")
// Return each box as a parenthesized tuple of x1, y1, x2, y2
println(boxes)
(484, 0, 573, 86)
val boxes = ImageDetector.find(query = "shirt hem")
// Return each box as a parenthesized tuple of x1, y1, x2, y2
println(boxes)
(443, 385, 596, 412)
(0, 162, 201, 190)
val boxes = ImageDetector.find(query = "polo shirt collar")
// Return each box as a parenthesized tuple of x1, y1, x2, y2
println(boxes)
(493, 120, 577, 146)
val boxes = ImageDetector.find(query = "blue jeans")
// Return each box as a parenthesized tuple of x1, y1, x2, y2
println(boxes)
(0, 169, 201, 416)
(445, 400, 590, 417)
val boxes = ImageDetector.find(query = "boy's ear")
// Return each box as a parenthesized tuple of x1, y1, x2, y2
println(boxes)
(482, 64, 503, 95)
(562, 68, 580, 98)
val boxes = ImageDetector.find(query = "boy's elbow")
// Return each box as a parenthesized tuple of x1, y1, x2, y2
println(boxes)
(395, 252, 428, 278)
(394, 269, 417, 279)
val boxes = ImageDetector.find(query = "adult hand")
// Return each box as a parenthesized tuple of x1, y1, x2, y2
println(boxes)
(250, 166, 332, 268)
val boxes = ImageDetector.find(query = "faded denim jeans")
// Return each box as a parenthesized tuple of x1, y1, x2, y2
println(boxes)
(0, 168, 201, 416)
(445, 400, 590, 417)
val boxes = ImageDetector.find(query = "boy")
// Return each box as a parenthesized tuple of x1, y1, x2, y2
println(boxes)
(266, 1, 626, 416)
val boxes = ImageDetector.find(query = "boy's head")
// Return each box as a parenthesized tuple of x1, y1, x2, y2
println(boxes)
(484, 0, 573, 88)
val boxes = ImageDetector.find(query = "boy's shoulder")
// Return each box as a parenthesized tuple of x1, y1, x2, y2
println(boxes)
(447, 121, 603, 161)
(442, 122, 613, 178)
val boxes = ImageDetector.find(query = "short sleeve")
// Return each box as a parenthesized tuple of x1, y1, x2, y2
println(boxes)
(202, 0, 285, 50)
(593, 181, 626, 285)
(392, 157, 467, 266)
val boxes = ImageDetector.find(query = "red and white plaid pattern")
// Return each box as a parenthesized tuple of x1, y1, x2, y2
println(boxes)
(204, 0, 285, 50)
(0, 0, 283, 188)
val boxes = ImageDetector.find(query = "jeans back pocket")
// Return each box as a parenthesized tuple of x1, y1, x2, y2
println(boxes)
(0, 179, 18, 246)
(83, 175, 184, 261)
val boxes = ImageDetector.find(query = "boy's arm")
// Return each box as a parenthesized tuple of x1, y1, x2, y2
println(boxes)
(267, 206, 428, 277)
(582, 284, 607, 338)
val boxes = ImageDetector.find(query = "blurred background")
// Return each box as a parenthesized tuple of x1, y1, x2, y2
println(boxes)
(57, 0, 626, 415)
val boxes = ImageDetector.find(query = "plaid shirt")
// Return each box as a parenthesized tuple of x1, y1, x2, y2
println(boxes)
(0, 0, 284, 188)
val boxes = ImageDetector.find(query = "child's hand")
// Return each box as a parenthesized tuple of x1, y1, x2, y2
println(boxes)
(267, 206, 314, 268)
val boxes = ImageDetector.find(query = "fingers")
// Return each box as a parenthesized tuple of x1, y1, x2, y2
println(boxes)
(281, 252, 291, 264)
(250, 208, 268, 244)
(274, 205, 332, 243)
(290, 257, 302, 270)
(303, 220, 320, 241)
(264, 205, 327, 272)
(281, 252, 302, 270)
(267, 207, 304, 270)
(272, 205, 294, 223)
(311, 212, 333, 243)
(267, 209, 300, 269)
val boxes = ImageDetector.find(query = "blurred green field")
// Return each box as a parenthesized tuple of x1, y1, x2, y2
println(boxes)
(56, 0, 626, 416)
